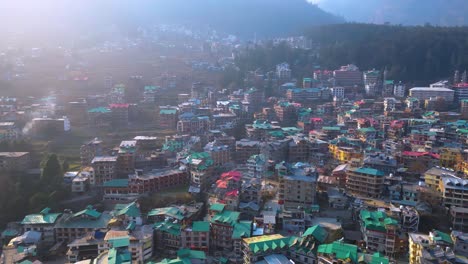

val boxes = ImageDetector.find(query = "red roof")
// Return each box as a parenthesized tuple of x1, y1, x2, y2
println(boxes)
(454, 83, 468, 88)
(311, 118, 323, 122)
(226, 190, 239, 197)
(109, 104, 130, 109)
(220, 171, 242, 181)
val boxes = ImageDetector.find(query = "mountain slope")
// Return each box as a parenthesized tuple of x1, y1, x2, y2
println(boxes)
(316, 0, 468, 26)
(0, 0, 343, 39)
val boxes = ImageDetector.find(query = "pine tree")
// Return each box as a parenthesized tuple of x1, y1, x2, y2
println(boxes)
(41, 154, 63, 188)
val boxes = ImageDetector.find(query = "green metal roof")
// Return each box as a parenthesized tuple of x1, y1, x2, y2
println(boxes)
(302, 225, 328, 243)
(370, 252, 390, 264)
(114, 202, 140, 218)
(56, 211, 111, 229)
(21, 208, 62, 225)
(148, 207, 185, 220)
(154, 221, 181, 236)
(360, 210, 398, 232)
(103, 179, 129, 188)
(352, 167, 385, 177)
(358, 127, 376, 133)
(209, 203, 226, 212)
(232, 221, 252, 239)
(177, 248, 206, 260)
(317, 241, 358, 263)
(322, 126, 341, 131)
(160, 109, 177, 115)
(432, 230, 453, 244)
(88, 107, 111, 113)
(108, 247, 131, 264)
(245, 235, 297, 254)
(192, 221, 210, 232)
(108, 236, 130, 248)
(211, 210, 240, 226)
(73, 205, 102, 219)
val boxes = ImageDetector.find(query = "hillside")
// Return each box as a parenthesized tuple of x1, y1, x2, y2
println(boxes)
(307, 23, 468, 82)
(0, 0, 343, 41)
(316, 0, 468, 26)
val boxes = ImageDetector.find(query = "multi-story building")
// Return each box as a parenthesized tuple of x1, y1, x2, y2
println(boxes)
(54, 206, 112, 242)
(235, 139, 261, 163)
(360, 210, 405, 257)
(158, 107, 178, 129)
(331, 86, 345, 99)
(276, 62, 291, 81)
(363, 152, 398, 174)
(278, 162, 318, 207)
(80, 138, 103, 166)
(180, 221, 210, 253)
(30, 117, 71, 137)
(461, 99, 468, 117)
(346, 167, 385, 198)
(91, 156, 118, 185)
(286, 88, 321, 102)
(453, 82, 468, 102)
(394, 82, 406, 98)
(117, 140, 137, 176)
(21, 208, 62, 244)
(128, 169, 189, 195)
(204, 143, 230, 167)
(109, 103, 130, 128)
(333, 64, 362, 87)
(186, 152, 214, 191)
(177, 115, 211, 134)
(0, 152, 30, 172)
(406, 97, 420, 111)
(408, 231, 457, 264)
(409, 87, 455, 102)
(424, 167, 457, 193)
(450, 207, 468, 232)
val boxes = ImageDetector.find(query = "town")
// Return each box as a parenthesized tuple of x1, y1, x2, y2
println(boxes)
(1, 10, 468, 264)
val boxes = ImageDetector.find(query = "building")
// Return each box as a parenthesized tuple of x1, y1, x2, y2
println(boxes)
(286, 88, 321, 102)
(235, 139, 261, 163)
(21, 208, 62, 244)
(461, 99, 468, 117)
(30, 117, 71, 137)
(209, 204, 252, 262)
(333, 64, 362, 87)
(117, 140, 137, 175)
(91, 156, 118, 186)
(363, 153, 397, 174)
(409, 87, 455, 102)
(393, 83, 406, 98)
(54, 206, 112, 242)
(277, 162, 318, 207)
(181, 221, 210, 253)
(80, 138, 103, 166)
(360, 210, 405, 257)
(331, 86, 345, 99)
(453, 82, 468, 102)
(346, 168, 385, 198)
(408, 231, 458, 264)
(109, 103, 130, 128)
(276, 63, 291, 81)
(186, 152, 214, 191)
(0, 152, 30, 172)
(128, 169, 189, 195)
(177, 115, 211, 134)
(450, 206, 468, 232)
(158, 108, 178, 129)
(204, 143, 230, 167)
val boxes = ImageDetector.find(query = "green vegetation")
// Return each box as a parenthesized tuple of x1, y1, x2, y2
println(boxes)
(308, 23, 468, 82)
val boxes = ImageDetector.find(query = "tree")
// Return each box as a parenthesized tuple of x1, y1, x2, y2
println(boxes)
(41, 154, 63, 188)
(62, 158, 70, 172)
